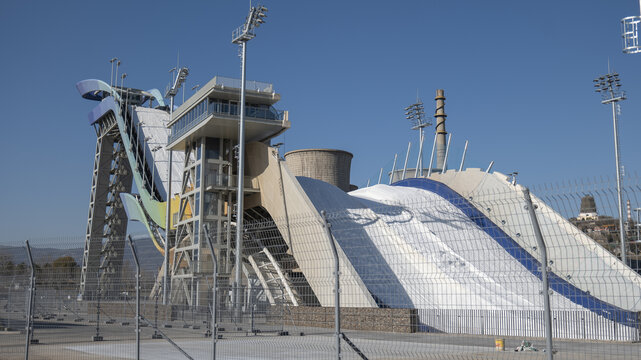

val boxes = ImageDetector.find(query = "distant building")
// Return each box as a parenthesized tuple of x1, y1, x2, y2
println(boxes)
(569, 195, 639, 261)
(577, 195, 598, 221)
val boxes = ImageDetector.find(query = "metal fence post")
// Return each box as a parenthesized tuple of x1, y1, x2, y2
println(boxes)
(127, 236, 141, 360)
(523, 188, 554, 359)
(152, 289, 162, 339)
(24, 240, 37, 360)
(321, 211, 341, 360)
(7, 277, 13, 331)
(250, 290, 255, 334)
(93, 273, 103, 341)
(204, 225, 218, 360)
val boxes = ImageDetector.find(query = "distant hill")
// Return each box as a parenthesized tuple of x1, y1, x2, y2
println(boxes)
(0, 236, 163, 271)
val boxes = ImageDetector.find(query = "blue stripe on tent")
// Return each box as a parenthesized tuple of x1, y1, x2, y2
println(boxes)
(394, 178, 638, 328)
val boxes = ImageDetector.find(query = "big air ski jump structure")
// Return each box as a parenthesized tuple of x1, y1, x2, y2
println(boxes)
(77, 77, 641, 341)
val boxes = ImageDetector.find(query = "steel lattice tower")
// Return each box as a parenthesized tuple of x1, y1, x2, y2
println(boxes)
(80, 111, 132, 300)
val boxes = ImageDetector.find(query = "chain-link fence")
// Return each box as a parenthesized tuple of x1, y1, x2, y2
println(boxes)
(1, 177, 641, 359)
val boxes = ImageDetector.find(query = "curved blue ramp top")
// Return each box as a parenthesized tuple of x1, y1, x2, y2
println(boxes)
(78, 77, 167, 228)
(76, 79, 112, 101)
(146, 88, 166, 107)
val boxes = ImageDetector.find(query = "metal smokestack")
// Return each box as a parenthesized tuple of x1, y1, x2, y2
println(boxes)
(435, 89, 448, 171)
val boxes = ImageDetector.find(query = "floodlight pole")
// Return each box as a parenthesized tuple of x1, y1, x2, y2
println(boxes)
(109, 58, 118, 87)
(405, 101, 431, 178)
(611, 99, 626, 265)
(115, 60, 121, 90)
(234, 40, 247, 321)
(415, 128, 424, 177)
(164, 148, 172, 305)
(594, 73, 627, 265)
(165, 68, 174, 307)
(232, 3, 267, 322)
(164, 67, 189, 305)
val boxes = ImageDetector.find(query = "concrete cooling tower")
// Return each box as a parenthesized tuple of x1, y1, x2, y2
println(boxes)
(284, 149, 353, 192)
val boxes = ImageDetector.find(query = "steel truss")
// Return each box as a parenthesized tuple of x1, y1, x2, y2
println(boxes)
(80, 112, 132, 300)
(171, 138, 240, 307)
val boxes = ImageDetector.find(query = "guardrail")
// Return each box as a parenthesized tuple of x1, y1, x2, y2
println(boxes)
(168, 102, 284, 145)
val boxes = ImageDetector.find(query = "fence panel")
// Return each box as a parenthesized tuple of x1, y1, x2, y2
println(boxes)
(1, 176, 641, 359)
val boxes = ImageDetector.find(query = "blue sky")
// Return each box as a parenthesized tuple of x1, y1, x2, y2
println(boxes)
(1, 0, 641, 241)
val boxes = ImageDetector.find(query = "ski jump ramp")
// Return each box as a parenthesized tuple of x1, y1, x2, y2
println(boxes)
(251, 150, 641, 340)
(77, 77, 640, 340)
(77, 79, 183, 299)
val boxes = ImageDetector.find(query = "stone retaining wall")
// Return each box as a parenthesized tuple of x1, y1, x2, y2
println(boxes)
(270, 306, 418, 333)
(86, 301, 175, 322)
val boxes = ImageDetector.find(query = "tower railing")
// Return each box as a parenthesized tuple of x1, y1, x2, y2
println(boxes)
(622, 16, 641, 54)
(168, 102, 285, 144)
(212, 76, 273, 93)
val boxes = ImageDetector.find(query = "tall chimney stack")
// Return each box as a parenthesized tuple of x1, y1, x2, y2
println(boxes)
(435, 89, 448, 171)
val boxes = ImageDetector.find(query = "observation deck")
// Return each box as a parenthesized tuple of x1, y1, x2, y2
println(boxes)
(167, 76, 290, 150)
